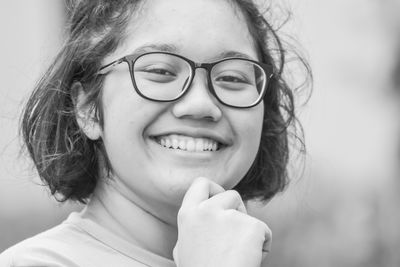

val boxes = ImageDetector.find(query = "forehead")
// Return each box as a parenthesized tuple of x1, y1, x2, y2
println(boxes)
(109, 0, 257, 62)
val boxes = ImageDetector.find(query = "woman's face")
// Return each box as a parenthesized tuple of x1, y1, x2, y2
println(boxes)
(98, 0, 264, 216)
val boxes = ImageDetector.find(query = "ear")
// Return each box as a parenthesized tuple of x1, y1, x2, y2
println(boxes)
(72, 82, 102, 140)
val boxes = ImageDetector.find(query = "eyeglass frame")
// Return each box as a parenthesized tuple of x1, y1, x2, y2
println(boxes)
(98, 51, 274, 109)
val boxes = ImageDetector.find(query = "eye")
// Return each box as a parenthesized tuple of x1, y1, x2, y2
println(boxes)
(214, 70, 251, 85)
(215, 75, 247, 83)
(135, 64, 179, 83)
(142, 67, 176, 77)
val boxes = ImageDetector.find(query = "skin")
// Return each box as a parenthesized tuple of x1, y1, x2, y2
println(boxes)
(76, 0, 267, 261)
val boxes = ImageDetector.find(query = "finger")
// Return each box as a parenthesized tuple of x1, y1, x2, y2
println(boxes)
(181, 177, 225, 210)
(172, 246, 179, 265)
(204, 190, 247, 213)
(262, 224, 272, 254)
(249, 218, 272, 256)
(261, 250, 269, 263)
(262, 238, 272, 263)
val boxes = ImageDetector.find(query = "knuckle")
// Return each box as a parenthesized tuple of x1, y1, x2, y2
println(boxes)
(249, 217, 267, 230)
(224, 208, 239, 217)
(256, 219, 268, 230)
(265, 224, 272, 237)
(223, 209, 244, 222)
(227, 189, 240, 197)
(226, 189, 242, 200)
(268, 229, 273, 241)
(254, 219, 272, 239)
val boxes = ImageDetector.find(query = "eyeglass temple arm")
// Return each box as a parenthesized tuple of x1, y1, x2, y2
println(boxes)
(97, 58, 125, 75)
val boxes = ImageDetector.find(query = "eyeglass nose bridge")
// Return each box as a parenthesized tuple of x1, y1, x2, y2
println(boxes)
(194, 62, 212, 69)
(194, 60, 217, 72)
(183, 62, 216, 99)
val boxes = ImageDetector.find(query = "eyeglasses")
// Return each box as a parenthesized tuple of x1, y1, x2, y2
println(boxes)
(98, 52, 273, 108)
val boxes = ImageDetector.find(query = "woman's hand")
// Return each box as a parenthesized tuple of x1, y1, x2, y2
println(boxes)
(173, 177, 272, 267)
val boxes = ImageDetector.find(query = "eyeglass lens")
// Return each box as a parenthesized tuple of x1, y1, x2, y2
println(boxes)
(132, 53, 267, 107)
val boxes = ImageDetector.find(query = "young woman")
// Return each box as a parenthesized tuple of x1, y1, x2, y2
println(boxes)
(0, 0, 310, 266)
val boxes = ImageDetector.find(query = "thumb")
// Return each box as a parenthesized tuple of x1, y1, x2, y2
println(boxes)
(173, 246, 179, 267)
(180, 177, 225, 210)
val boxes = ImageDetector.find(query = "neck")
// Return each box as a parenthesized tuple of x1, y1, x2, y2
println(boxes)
(82, 178, 178, 259)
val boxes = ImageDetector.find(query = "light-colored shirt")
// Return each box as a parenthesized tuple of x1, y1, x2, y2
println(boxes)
(0, 212, 176, 267)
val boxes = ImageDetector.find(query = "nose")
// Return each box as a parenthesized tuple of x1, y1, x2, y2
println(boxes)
(172, 69, 222, 121)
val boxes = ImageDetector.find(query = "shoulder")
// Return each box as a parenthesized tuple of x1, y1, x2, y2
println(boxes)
(0, 211, 175, 267)
(0, 219, 89, 267)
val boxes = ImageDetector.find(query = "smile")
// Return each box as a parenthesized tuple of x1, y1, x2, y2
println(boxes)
(152, 134, 222, 152)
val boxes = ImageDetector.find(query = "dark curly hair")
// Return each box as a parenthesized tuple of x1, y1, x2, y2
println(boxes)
(21, 0, 312, 203)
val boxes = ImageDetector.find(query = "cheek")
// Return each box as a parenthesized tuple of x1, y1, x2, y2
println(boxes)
(241, 105, 264, 149)
(100, 70, 152, 139)
(101, 107, 138, 176)
(99, 79, 147, 171)
(226, 105, 264, 184)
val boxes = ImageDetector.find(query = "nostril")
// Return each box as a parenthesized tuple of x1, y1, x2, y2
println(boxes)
(172, 99, 222, 121)
(203, 115, 218, 122)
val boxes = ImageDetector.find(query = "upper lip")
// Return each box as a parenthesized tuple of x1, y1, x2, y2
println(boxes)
(149, 127, 233, 146)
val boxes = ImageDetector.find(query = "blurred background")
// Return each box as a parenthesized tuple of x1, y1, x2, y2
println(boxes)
(0, 0, 399, 266)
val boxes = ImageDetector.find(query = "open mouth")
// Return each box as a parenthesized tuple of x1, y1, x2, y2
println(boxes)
(150, 134, 224, 152)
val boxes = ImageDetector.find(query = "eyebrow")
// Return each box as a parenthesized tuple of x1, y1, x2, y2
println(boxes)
(129, 43, 255, 61)
(99, 43, 258, 73)
(99, 44, 180, 73)
(213, 51, 254, 61)
(131, 43, 179, 55)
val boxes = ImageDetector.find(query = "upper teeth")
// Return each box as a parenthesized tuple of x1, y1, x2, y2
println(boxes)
(155, 134, 219, 152)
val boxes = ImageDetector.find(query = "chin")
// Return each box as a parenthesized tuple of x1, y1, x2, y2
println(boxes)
(155, 168, 242, 202)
